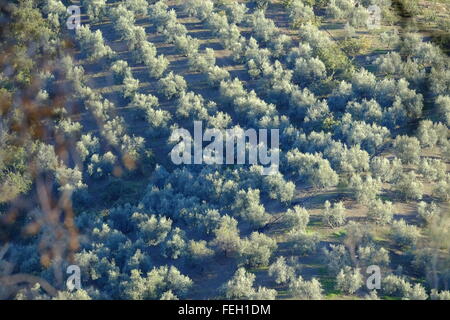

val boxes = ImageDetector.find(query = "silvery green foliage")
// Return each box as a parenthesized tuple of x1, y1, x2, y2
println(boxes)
(43, 0, 66, 16)
(271, 34, 293, 58)
(349, 6, 369, 28)
(249, 286, 277, 300)
(124, 266, 193, 299)
(183, 0, 214, 21)
(382, 274, 412, 297)
(288, 276, 323, 300)
(188, 48, 216, 72)
(224, 268, 276, 300)
(364, 290, 380, 300)
(233, 188, 270, 228)
(435, 95, 450, 126)
(160, 290, 179, 300)
(287, 230, 320, 255)
(293, 57, 327, 86)
(322, 200, 346, 228)
(395, 171, 424, 201)
(357, 245, 390, 268)
(111, 60, 132, 83)
(212, 215, 241, 255)
(239, 232, 277, 267)
(322, 244, 351, 275)
(380, 29, 400, 48)
(255, 0, 270, 10)
(206, 66, 230, 87)
(370, 156, 402, 183)
(286, 149, 339, 189)
(349, 174, 382, 205)
(161, 227, 186, 260)
(124, 0, 149, 16)
(394, 135, 421, 164)
(122, 75, 140, 99)
(262, 173, 295, 204)
(433, 174, 450, 202)
(404, 283, 428, 300)
(176, 91, 212, 121)
(288, 0, 315, 25)
(132, 212, 172, 246)
(284, 206, 310, 231)
(186, 240, 214, 265)
(336, 266, 363, 294)
(345, 99, 382, 124)
(268, 256, 296, 284)
(246, 10, 277, 44)
(391, 219, 420, 248)
(87, 151, 116, 178)
(158, 72, 187, 99)
(339, 113, 390, 154)
(418, 158, 446, 182)
(430, 289, 450, 300)
(417, 202, 440, 224)
(223, 2, 248, 24)
(325, 0, 354, 20)
(82, 0, 107, 23)
(430, 68, 450, 97)
(76, 133, 100, 162)
(175, 35, 200, 57)
(367, 199, 394, 225)
(417, 120, 448, 147)
(76, 25, 114, 62)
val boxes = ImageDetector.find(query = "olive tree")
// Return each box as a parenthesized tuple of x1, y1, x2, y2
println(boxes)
(83, 0, 107, 23)
(391, 219, 420, 248)
(335, 266, 363, 294)
(246, 10, 277, 44)
(223, 2, 248, 24)
(286, 149, 339, 189)
(186, 240, 214, 266)
(124, 0, 148, 16)
(322, 201, 346, 228)
(233, 188, 270, 228)
(111, 60, 132, 83)
(357, 244, 390, 269)
(287, 230, 320, 255)
(349, 174, 382, 205)
(417, 201, 440, 224)
(157, 72, 187, 99)
(418, 158, 446, 182)
(435, 95, 450, 126)
(288, 276, 323, 300)
(393, 135, 421, 164)
(268, 256, 295, 284)
(284, 206, 310, 231)
(211, 215, 241, 256)
(395, 171, 423, 201)
(161, 227, 186, 260)
(262, 173, 295, 204)
(239, 232, 277, 268)
(417, 120, 448, 147)
(124, 266, 192, 299)
(367, 199, 394, 225)
(322, 244, 351, 275)
(223, 268, 255, 299)
(76, 25, 114, 62)
(183, 0, 214, 21)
